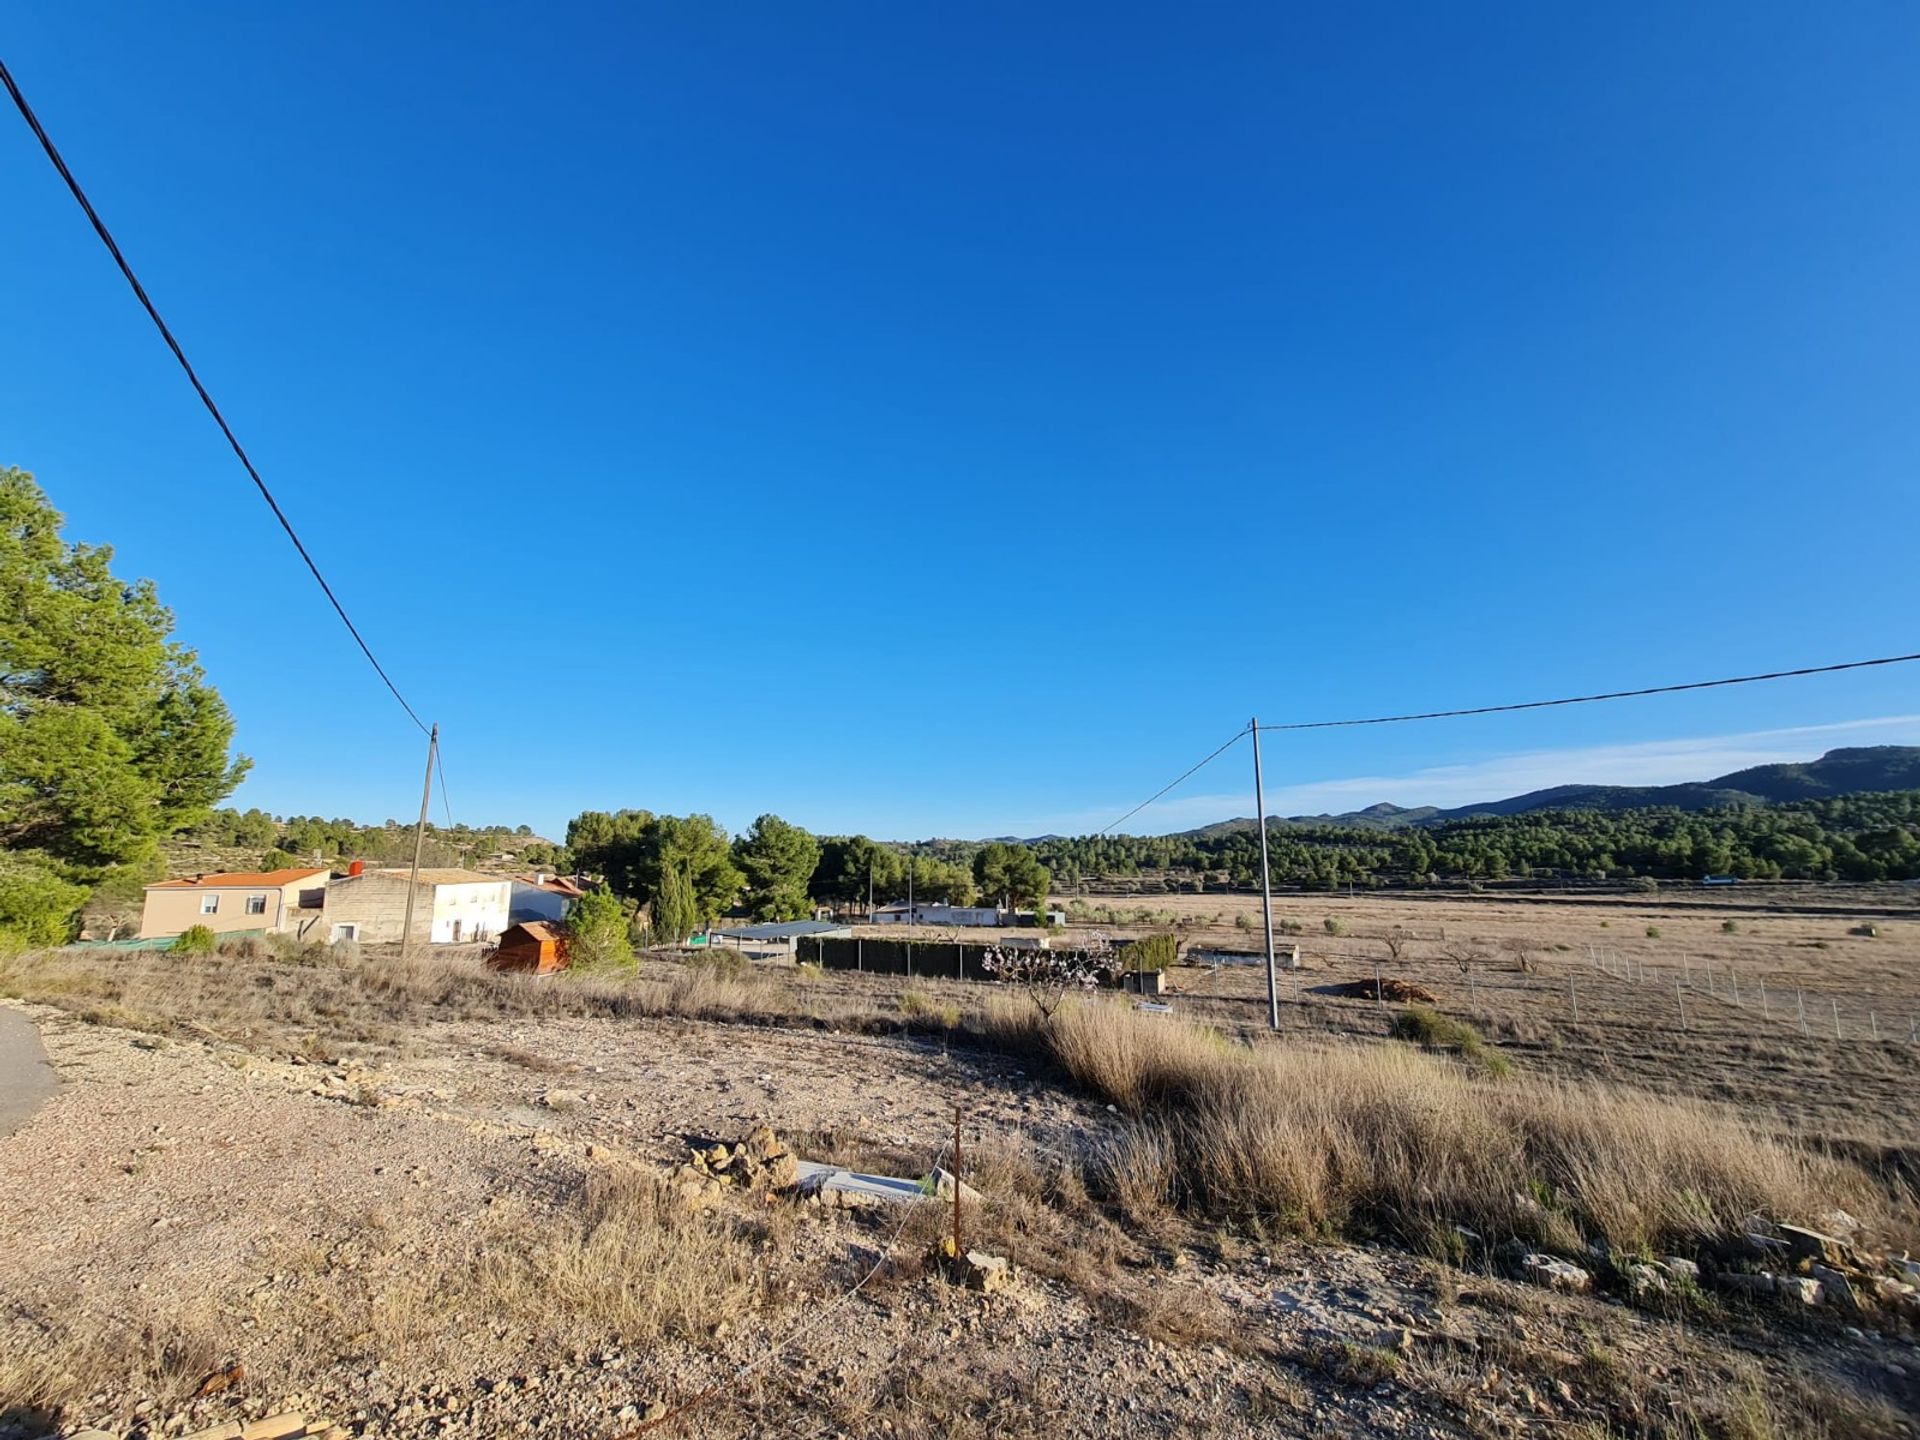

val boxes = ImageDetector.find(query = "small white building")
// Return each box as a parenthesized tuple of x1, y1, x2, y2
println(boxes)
(322, 868, 512, 945)
(870, 903, 1005, 927)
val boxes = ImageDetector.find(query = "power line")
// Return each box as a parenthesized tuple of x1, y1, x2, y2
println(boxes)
(1097, 727, 1249, 836)
(1091, 648, 1919, 837)
(0, 58, 430, 737)
(1261, 651, 1920, 732)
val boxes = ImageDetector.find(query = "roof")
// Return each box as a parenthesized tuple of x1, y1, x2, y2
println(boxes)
(361, 867, 502, 886)
(502, 921, 562, 944)
(146, 867, 328, 891)
(515, 875, 585, 896)
(712, 920, 855, 940)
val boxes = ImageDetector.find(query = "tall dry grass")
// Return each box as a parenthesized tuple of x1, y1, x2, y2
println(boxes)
(983, 996, 1895, 1257)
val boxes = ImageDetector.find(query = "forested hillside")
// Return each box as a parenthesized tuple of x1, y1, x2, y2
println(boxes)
(1033, 791, 1920, 889)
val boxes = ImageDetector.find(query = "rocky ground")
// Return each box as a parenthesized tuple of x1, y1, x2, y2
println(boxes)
(1, 998, 1914, 1440)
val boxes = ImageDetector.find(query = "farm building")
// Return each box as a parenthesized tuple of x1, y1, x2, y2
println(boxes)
(139, 867, 331, 940)
(870, 903, 1006, 928)
(1188, 943, 1302, 969)
(321, 868, 511, 945)
(487, 922, 568, 974)
(709, 919, 853, 958)
(509, 874, 585, 924)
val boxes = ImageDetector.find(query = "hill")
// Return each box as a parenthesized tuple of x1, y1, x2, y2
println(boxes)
(1186, 745, 1920, 837)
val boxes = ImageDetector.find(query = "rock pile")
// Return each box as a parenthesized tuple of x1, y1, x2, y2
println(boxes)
(1322, 978, 1438, 1004)
(1710, 1212, 1920, 1319)
(670, 1124, 799, 1209)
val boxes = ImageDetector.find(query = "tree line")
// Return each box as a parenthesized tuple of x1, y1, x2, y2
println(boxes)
(1029, 791, 1920, 888)
(562, 811, 1053, 935)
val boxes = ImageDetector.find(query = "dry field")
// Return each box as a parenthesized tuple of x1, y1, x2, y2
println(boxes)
(1027, 886, 1920, 1154)
(1, 935, 1917, 1440)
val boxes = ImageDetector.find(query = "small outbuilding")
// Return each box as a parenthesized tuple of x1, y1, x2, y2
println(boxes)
(709, 919, 853, 958)
(488, 921, 569, 975)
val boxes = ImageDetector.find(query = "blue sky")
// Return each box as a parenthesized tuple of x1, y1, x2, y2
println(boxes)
(5, 3, 1917, 841)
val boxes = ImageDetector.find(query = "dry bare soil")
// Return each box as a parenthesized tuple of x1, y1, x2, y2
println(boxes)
(2, 891, 1917, 1440)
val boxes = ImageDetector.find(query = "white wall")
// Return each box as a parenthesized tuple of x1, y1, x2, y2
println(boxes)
(429, 881, 512, 944)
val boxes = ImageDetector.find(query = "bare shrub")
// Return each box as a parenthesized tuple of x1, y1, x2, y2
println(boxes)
(1499, 935, 1538, 973)
(1380, 927, 1413, 962)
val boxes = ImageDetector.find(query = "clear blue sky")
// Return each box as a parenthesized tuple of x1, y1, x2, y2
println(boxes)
(5, 3, 1917, 841)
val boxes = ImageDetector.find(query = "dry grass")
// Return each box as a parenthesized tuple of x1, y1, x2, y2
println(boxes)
(982, 996, 1901, 1258)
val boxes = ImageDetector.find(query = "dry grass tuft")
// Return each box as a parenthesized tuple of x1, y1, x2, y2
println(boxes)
(992, 997, 1897, 1258)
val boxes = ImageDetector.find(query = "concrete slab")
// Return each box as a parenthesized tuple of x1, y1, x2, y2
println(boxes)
(0, 1005, 58, 1139)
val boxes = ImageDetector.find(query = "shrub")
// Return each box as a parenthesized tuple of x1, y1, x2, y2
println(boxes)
(260, 848, 302, 870)
(0, 855, 87, 951)
(1632, 876, 1659, 894)
(899, 988, 959, 1027)
(1388, 1007, 1511, 1078)
(172, 924, 217, 957)
(686, 947, 752, 981)
(566, 888, 635, 972)
(1128, 933, 1179, 972)
(1277, 918, 1304, 936)
(1645, 925, 1661, 939)
(1323, 917, 1346, 936)
(1233, 913, 1252, 931)
(1721, 919, 1739, 934)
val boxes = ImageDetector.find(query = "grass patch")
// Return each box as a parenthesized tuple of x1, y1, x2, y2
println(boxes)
(1387, 1006, 1511, 1078)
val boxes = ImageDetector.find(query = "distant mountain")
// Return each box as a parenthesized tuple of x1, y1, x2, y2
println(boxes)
(1179, 746, 1920, 837)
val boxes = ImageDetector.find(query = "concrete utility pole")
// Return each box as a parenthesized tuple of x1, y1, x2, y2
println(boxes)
(400, 723, 438, 960)
(1251, 717, 1279, 1032)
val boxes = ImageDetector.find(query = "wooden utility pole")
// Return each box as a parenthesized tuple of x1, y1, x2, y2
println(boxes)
(1251, 718, 1279, 1031)
(400, 723, 438, 959)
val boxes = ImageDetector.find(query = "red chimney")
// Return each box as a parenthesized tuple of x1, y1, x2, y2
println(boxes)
(348, 860, 366, 877)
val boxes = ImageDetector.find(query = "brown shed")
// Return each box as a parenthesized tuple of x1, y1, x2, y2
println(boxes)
(488, 921, 569, 975)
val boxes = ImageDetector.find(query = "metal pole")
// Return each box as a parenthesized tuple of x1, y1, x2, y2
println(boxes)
(1676, 977, 1687, 1031)
(400, 722, 438, 958)
(1831, 997, 1841, 1039)
(1797, 989, 1807, 1036)
(1870, 1010, 1878, 1041)
(906, 854, 914, 980)
(1730, 969, 1740, 1006)
(1569, 974, 1579, 1023)
(952, 1101, 963, 1263)
(1760, 977, 1768, 1022)
(1251, 718, 1279, 1032)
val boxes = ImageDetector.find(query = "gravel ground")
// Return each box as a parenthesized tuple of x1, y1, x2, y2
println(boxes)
(1, 1000, 1912, 1440)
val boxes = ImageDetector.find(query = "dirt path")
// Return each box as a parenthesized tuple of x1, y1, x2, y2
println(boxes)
(0, 1003, 57, 1138)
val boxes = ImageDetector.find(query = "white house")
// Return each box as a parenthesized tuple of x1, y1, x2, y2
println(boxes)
(322, 868, 512, 945)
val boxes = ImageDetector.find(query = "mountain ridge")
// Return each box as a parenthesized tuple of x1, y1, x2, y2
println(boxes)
(1173, 745, 1920, 838)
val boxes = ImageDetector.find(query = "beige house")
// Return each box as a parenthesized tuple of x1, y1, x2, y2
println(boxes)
(321, 868, 512, 946)
(139, 867, 331, 940)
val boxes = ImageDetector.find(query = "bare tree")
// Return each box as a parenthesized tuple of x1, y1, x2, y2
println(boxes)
(982, 940, 1109, 1024)
(1380, 927, 1413, 963)
(1443, 940, 1488, 974)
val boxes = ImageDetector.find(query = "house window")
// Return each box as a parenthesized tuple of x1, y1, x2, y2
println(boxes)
(245, 894, 268, 915)
(330, 923, 358, 942)
(201, 895, 219, 915)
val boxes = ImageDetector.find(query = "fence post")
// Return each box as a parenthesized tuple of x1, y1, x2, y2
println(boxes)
(1374, 961, 1384, 1009)
(1797, 989, 1808, 1036)
(1682, 953, 1690, 989)
(857, 936, 863, 973)
(1676, 977, 1687, 1032)
(1569, 974, 1579, 1023)
(1730, 969, 1740, 1006)
(957, 941, 963, 981)
(1831, 997, 1841, 1039)
(1759, 977, 1769, 1022)
(1870, 1010, 1878, 1042)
